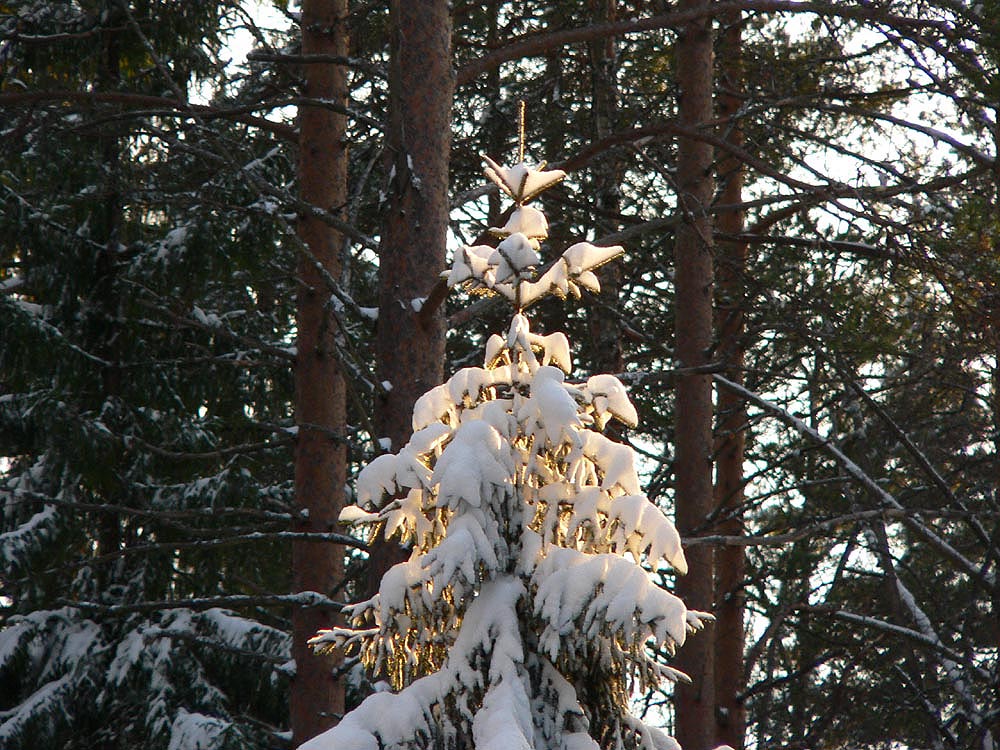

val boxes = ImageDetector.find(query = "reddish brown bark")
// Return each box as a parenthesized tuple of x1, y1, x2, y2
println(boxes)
(671, 1, 716, 749)
(713, 8, 748, 750)
(365, 0, 453, 598)
(292, 0, 348, 744)
(586, 0, 626, 377)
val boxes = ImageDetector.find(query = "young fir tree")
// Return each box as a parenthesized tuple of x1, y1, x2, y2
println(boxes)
(305, 158, 712, 750)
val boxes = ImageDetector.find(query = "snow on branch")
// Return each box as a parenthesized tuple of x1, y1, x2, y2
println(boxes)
(714, 374, 995, 591)
(446, 159, 623, 311)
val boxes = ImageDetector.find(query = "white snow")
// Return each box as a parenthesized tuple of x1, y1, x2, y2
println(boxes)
(492, 205, 549, 240)
(562, 241, 623, 276)
(520, 366, 582, 447)
(483, 156, 566, 203)
(447, 367, 494, 406)
(340, 505, 380, 524)
(355, 453, 400, 508)
(490, 233, 540, 283)
(167, 709, 229, 750)
(0, 674, 73, 745)
(432, 421, 511, 509)
(411, 384, 457, 431)
(0, 505, 57, 566)
(586, 374, 639, 429)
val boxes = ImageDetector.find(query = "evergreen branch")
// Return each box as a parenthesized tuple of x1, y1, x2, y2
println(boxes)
(686, 508, 999, 548)
(746, 166, 987, 236)
(9, 493, 292, 522)
(830, 359, 996, 553)
(246, 51, 386, 79)
(294, 97, 383, 131)
(0, 90, 296, 140)
(247, 175, 379, 250)
(725, 233, 897, 261)
(456, 1, 963, 86)
(803, 605, 992, 681)
(139, 627, 289, 663)
(128, 435, 295, 461)
(129, 294, 297, 362)
(8, 532, 366, 585)
(620, 363, 728, 384)
(2, 26, 128, 42)
(54, 592, 343, 615)
(858, 521, 989, 725)
(83, 529, 368, 557)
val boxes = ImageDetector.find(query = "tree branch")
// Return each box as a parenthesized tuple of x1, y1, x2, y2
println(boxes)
(0, 90, 297, 140)
(455, 1, 961, 87)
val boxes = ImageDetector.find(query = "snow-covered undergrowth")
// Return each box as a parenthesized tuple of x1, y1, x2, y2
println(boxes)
(304, 158, 710, 750)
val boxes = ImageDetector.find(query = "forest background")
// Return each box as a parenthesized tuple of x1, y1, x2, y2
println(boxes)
(1, 1, 998, 750)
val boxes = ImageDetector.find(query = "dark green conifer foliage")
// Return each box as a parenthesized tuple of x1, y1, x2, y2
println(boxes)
(1, 2, 301, 747)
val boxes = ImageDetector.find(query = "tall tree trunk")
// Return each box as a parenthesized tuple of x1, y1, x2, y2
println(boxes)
(672, 1, 716, 748)
(586, 0, 625, 377)
(94, 8, 124, 590)
(366, 0, 453, 598)
(983, 128, 1000, 750)
(485, 0, 504, 229)
(713, 9, 747, 749)
(292, 0, 349, 744)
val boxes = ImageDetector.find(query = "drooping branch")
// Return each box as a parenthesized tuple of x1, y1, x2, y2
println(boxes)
(685, 507, 998, 548)
(56, 592, 344, 616)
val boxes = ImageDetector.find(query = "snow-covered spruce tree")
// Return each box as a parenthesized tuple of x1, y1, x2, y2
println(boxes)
(305, 158, 711, 750)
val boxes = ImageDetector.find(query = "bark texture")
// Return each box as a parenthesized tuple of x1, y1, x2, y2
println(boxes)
(671, 2, 717, 748)
(713, 8, 748, 749)
(586, 0, 626, 377)
(292, 0, 349, 744)
(366, 0, 453, 597)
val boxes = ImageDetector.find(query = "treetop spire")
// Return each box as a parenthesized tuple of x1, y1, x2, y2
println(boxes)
(447, 156, 624, 311)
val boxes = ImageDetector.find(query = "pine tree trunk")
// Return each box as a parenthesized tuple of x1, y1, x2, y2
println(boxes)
(292, 0, 349, 743)
(672, 1, 716, 748)
(94, 11, 124, 591)
(713, 9, 747, 749)
(366, 0, 453, 598)
(586, 0, 625, 377)
(485, 0, 504, 229)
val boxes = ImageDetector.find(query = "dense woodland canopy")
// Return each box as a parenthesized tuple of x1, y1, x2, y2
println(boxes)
(1, 1, 998, 749)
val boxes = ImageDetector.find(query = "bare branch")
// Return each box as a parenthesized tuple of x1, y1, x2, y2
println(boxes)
(714, 374, 997, 592)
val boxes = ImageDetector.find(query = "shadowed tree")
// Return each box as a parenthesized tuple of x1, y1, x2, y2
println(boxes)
(671, 2, 717, 749)
(292, 0, 349, 743)
(712, 7, 748, 748)
(365, 0, 454, 602)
